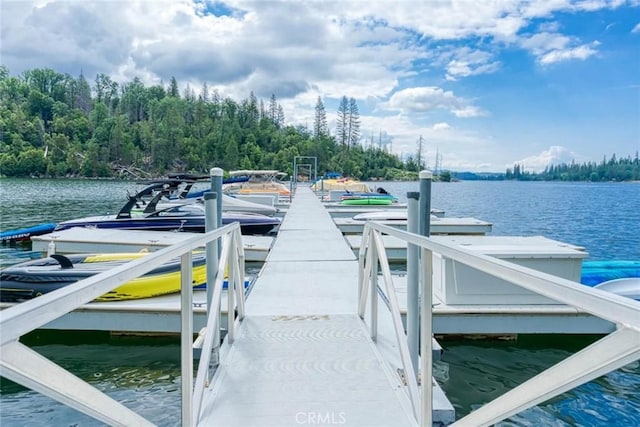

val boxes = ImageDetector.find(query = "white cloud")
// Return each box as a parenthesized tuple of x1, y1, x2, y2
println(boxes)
(452, 105, 487, 118)
(632, 23, 640, 33)
(513, 146, 578, 172)
(442, 47, 502, 81)
(384, 87, 485, 117)
(519, 31, 599, 64)
(433, 123, 451, 131)
(538, 43, 600, 64)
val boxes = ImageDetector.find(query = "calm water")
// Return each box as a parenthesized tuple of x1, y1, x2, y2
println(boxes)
(0, 178, 639, 426)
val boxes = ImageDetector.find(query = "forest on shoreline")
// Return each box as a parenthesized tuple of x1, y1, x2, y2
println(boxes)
(1, 66, 637, 182)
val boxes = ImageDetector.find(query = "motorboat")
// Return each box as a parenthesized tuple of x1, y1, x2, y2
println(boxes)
(311, 176, 371, 193)
(135, 175, 278, 216)
(354, 210, 409, 221)
(54, 181, 280, 235)
(0, 252, 208, 302)
(341, 197, 393, 206)
(1, 223, 57, 244)
(222, 170, 291, 196)
(594, 277, 640, 301)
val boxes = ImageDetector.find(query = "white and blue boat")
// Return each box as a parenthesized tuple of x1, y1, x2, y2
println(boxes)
(0, 223, 57, 244)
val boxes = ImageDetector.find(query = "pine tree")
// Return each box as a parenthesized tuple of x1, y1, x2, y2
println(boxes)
(313, 96, 328, 138)
(276, 105, 285, 128)
(268, 94, 278, 123)
(76, 71, 92, 114)
(336, 96, 349, 147)
(200, 82, 210, 102)
(347, 97, 360, 149)
(168, 76, 179, 98)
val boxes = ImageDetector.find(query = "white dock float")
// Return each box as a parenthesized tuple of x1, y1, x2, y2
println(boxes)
(31, 228, 273, 262)
(325, 206, 445, 219)
(388, 275, 615, 335)
(198, 186, 454, 426)
(21, 290, 226, 333)
(334, 217, 492, 235)
(345, 234, 415, 261)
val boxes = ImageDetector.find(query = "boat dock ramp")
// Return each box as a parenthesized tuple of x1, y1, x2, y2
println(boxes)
(197, 185, 453, 426)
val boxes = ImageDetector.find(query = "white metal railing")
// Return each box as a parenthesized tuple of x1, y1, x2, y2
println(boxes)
(0, 222, 246, 427)
(357, 222, 640, 427)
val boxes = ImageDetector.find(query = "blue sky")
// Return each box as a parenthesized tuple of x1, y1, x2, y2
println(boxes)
(1, 0, 639, 172)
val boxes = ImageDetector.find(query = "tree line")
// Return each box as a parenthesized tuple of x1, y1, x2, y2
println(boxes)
(506, 154, 640, 182)
(0, 66, 412, 180)
(0, 66, 636, 182)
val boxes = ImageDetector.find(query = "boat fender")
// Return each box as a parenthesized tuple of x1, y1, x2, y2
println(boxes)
(50, 254, 74, 269)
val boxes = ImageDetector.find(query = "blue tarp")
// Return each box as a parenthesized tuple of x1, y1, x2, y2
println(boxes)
(581, 260, 640, 286)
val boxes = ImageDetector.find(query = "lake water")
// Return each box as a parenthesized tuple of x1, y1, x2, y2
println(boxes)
(0, 178, 639, 426)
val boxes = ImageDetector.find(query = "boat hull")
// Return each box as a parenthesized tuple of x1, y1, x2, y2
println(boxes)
(0, 253, 208, 302)
(1, 223, 57, 244)
(55, 213, 280, 235)
(341, 198, 393, 206)
(594, 277, 640, 300)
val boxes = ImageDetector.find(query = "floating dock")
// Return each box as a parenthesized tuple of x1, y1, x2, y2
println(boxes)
(334, 217, 492, 235)
(325, 206, 445, 219)
(197, 185, 454, 425)
(31, 228, 273, 262)
(5, 186, 615, 337)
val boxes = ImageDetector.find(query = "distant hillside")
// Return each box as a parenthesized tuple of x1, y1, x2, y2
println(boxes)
(448, 171, 505, 181)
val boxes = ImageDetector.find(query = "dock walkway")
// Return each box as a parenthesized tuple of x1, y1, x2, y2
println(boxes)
(197, 186, 418, 426)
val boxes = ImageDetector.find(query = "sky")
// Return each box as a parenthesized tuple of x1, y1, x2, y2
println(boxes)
(1, 1, 639, 172)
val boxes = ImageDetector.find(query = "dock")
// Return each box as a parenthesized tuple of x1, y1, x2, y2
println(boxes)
(10, 188, 615, 337)
(31, 228, 273, 262)
(3, 173, 637, 427)
(334, 217, 492, 235)
(197, 185, 454, 425)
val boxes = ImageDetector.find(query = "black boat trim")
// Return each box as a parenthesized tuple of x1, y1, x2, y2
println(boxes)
(51, 254, 74, 269)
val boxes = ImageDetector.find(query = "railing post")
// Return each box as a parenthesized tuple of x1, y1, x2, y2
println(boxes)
(180, 251, 194, 427)
(406, 192, 420, 377)
(204, 191, 220, 371)
(419, 170, 432, 237)
(210, 167, 223, 229)
(204, 192, 219, 309)
(420, 247, 434, 427)
(370, 233, 379, 341)
(418, 169, 433, 425)
(227, 235, 236, 344)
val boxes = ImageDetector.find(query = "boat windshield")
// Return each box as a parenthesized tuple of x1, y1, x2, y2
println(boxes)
(153, 204, 204, 217)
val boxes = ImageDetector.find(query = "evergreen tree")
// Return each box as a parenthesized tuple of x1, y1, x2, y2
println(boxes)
(347, 97, 360, 149)
(268, 94, 278, 123)
(276, 105, 285, 128)
(313, 96, 328, 138)
(75, 71, 92, 114)
(336, 96, 348, 147)
(168, 76, 180, 98)
(200, 82, 210, 102)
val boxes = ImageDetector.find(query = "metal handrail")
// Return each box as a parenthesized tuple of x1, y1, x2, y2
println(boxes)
(0, 223, 245, 427)
(192, 227, 246, 423)
(357, 223, 424, 424)
(357, 221, 640, 427)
